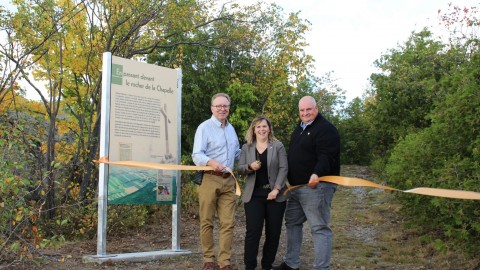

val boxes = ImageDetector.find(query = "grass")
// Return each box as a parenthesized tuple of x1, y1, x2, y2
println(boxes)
(34, 165, 479, 270)
(328, 165, 479, 270)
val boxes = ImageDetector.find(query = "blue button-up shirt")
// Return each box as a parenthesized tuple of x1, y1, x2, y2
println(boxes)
(192, 115, 240, 170)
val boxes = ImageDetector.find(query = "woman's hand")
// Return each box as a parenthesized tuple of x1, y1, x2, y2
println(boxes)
(248, 160, 261, 171)
(267, 189, 279, 200)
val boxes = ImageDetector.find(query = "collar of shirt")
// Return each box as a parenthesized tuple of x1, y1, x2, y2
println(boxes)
(211, 115, 229, 127)
(300, 120, 313, 130)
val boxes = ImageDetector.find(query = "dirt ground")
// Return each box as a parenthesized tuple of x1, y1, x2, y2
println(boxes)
(5, 165, 479, 270)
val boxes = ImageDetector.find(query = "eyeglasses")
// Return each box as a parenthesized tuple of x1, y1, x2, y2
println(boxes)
(211, 105, 230, 109)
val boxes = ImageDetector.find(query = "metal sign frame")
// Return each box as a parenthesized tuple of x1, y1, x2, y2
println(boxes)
(83, 52, 190, 264)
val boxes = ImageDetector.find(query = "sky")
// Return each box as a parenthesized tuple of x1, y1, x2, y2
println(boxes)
(235, 0, 478, 101)
(4, 0, 477, 100)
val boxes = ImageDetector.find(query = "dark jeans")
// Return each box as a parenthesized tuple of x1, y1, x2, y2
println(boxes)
(244, 195, 286, 270)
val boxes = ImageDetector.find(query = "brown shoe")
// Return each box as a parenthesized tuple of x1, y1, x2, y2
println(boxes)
(218, 265, 234, 270)
(202, 262, 216, 270)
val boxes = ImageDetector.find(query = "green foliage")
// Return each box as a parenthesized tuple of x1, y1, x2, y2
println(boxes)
(148, 2, 317, 153)
(337, 98, 371, 165)
(48, 186, 98, 239)
(384, 51, 480, 253)
(107, 205, 150, 235)
(367, 29, 456, 159)
(226, 80, 258, 142)
(180, 172, 200, 217)
(2, 0, 478, 264)
(0, 119, 48, 263)
(358, 5, 480, 254)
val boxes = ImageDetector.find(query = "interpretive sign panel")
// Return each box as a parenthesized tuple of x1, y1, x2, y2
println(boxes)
(107, 56, 179, 204)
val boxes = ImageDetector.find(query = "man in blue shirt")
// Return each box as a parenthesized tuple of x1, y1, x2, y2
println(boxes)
(192, 93, 241, 270)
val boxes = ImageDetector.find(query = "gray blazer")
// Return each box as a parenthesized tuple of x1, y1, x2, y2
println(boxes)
(238, 140, 288, 203)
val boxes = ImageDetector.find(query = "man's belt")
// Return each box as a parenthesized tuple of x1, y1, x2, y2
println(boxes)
(205, 170, 231, 178)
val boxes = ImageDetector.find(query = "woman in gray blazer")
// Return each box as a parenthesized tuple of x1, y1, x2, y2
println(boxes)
(238, 116, 288, 270)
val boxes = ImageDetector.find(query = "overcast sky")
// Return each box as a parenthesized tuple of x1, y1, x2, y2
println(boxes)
(236, 0, 478, 101)
(5, 0, 478, 100)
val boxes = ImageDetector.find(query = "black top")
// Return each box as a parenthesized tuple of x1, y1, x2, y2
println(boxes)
(287, 114, 340, 186)
(253, 148, 269, 197)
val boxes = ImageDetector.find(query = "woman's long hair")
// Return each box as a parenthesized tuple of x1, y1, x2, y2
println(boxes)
(244, 115, 277, 145)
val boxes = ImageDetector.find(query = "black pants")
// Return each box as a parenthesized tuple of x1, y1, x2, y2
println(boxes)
(244, 196, 286, 270)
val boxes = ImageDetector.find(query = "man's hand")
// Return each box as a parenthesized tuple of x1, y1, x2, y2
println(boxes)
(207, 160, 225, 171)
(307, 174, 318, 188)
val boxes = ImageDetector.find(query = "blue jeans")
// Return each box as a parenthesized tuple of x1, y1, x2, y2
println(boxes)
(283, 182, 336, 270)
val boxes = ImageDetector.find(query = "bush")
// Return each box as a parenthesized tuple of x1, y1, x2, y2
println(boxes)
(0, 122, 48, 264)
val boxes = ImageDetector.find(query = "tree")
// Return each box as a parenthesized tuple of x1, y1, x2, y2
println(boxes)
(0, 0, 317, 261)
(148, 2, 316, 150)
(378, 4, 480, 252)
(384, 56, 480, 251)
(366, 29, 459, 166)
(1, 0, 321, 262)
(337, 97, 371, 165)
(2, 0, 272, 216)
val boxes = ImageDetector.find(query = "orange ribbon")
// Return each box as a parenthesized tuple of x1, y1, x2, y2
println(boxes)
(285, 175, 480, 200)
(95, 157, 241, 196)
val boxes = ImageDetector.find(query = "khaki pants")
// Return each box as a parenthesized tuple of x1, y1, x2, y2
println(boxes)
(198, 173, 237, 268)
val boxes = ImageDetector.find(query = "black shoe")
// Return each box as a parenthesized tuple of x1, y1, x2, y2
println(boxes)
(272, 262, 299, 270)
